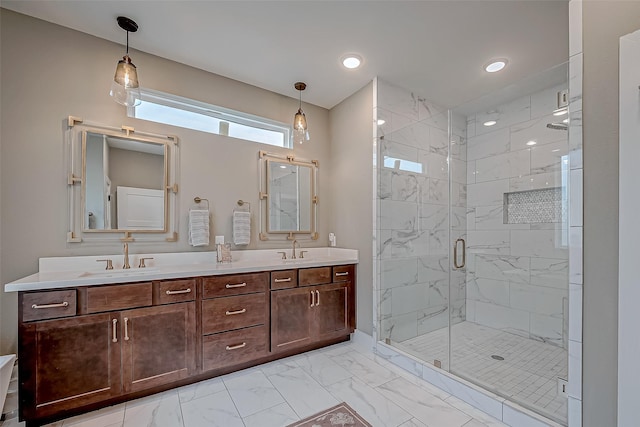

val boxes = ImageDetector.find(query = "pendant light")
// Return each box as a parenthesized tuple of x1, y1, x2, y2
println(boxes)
(109, 16, 141, 107)
(292, 82, 310, 144)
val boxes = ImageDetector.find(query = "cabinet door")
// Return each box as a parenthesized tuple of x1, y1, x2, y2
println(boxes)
(22, 313, 120, 419)
(270, 287, 314, 352)
(314, 283, 350, 341)
(121, 302, 196, 393)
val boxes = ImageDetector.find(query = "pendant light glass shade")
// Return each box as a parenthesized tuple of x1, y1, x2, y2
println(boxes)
(110, 55, 141, 107)
(109, 17, 141, 107)
(292, 82, 310, 144)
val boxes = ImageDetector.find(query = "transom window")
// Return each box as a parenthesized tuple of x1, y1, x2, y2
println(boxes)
(128, 88, 292, 148)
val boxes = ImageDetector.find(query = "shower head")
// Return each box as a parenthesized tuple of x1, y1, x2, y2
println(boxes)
(546, 122, 568, 131)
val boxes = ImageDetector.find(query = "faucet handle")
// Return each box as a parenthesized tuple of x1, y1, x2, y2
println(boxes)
(300, 250, 308, 259)
(277, 251, 287, 260)
(138, 257, 154, 268)
(96, 259, 114, 270)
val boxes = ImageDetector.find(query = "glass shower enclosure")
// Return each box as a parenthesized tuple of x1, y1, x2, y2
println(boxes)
(375, 64, 570, 425)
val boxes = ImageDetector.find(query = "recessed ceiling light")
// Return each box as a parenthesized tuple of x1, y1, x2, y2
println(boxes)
(484, 59, 508, 73)
(483, 120, 497, 127)
(553, 108, 568, 116)
(342, 54, 362, 69)
(377, 119, 386, 126)
(526, 140, 537, 146)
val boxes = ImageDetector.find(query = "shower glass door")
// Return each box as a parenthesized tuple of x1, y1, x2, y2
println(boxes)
(448, 64, 570, 425)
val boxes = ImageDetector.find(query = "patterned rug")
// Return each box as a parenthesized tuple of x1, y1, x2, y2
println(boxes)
(287, 402, 372, 427)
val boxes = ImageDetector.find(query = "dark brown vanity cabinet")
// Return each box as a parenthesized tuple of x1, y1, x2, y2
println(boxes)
(200, 272, 270, 371)
(17, 264, 355, 426)
(18, 279, 196, 422)
(270, 265, 355, 352)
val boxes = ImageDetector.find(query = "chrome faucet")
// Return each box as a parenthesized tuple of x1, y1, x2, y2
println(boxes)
(123, 243, 131, 269)
(291, 239, 299, 259)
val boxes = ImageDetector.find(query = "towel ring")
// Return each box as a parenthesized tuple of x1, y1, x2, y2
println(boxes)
(194, 197, 210, 210)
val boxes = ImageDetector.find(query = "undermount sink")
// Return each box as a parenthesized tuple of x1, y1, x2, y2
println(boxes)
(80, 268, 158, 278)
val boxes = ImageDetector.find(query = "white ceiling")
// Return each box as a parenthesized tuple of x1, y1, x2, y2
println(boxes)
(1, 0, 569, 110)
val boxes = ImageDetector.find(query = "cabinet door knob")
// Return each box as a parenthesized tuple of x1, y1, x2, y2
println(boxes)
(316, 290, 320, 306)
(274, 278, 292, 283)
(225, 308, 247, 316)
(310, 290, 315, 307)
(335, 272, 349, 277)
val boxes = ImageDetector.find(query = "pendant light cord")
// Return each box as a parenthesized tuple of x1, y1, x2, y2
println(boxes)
(126, 30, 129, 55)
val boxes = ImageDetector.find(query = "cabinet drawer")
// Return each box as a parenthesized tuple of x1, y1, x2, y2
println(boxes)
(202, 293, 266, 334)
(299, 267, 331, 286)
(156, 279, 196, 304)
(270, 270, 297, 290)
(332, 265, 354, 283)
(86, 283, 152, 313)
(202, 273, 268, 298)
(22, 290, 77, 322)
(202, 325, 268, 371)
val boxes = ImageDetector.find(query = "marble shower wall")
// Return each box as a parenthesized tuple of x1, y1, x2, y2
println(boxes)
(464, 83, 570, 348)
(375, 79, 467, 343)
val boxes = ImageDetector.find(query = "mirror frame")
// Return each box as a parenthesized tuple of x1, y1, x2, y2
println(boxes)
(258, 151, 318, 241)
(66, 116, 179, 243)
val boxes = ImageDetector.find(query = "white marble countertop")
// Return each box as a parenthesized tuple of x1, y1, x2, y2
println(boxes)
(4, 248, 358, 292)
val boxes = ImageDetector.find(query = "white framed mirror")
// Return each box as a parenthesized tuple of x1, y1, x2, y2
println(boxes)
(259, 151, 318, 240)
(66, 116, 179, 243)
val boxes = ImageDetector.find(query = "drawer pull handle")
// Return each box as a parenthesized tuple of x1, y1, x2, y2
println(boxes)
(335, 272, 349, 277)
(31, 301, 69, 310)
(316, 290, 320, 306)
(310, 290, 315, 307)
(226, 308, 247, 316)
(274, 278, 292, 283)
(226, 282, 247, 289)
(166, 288, 191, 295)
(112, 319, 118, 343)
(226, 342, 246, 351)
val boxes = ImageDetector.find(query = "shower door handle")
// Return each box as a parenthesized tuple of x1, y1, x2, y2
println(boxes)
(453, 238, 466, 269)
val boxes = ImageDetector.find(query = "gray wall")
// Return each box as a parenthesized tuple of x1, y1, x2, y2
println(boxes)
(582, 2, 640, 426)
(0, 9, 333, 354)
(329, 83, 374, 335)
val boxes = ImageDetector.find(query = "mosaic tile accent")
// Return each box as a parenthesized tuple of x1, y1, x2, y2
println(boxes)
(504, 188, 566, 224)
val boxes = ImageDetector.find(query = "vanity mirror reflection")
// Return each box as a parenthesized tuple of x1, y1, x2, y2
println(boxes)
(66, 117, 179, 243)
(259, 151, 318, 240)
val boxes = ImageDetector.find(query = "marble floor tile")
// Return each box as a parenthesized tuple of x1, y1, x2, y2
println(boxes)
(177, 377, 225, 403)
(295, 351, 353, 386)
(399, 419, 428, 427)
(123, 391, 183, 427)
(445, 396, 508, 427)
(242, 402, 299, 427)
(326, 377, 413, 427)
(222, 369, 285, 417)
(377, 377, 472, 427)
(267, 367, 339, 419)
(59, 403, 125, 427)
(327, 349, 399, 387)
(180, 390, 242, 427)
(259, 357, 300, 377)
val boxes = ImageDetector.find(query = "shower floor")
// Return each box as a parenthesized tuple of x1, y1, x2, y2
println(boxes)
(397, 321, 568, 424)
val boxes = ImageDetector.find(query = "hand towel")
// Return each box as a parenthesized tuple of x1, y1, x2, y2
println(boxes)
(233, 211, 251, 246)
(188, 209, 209, 247)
